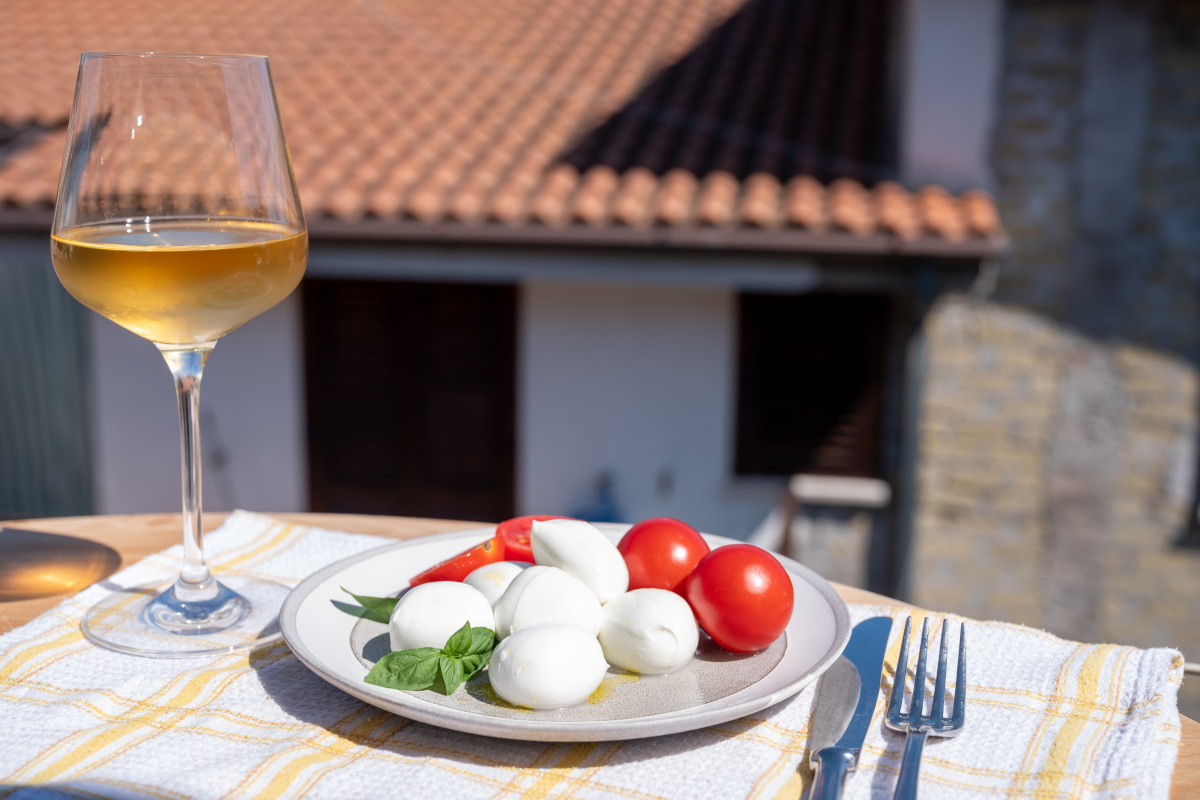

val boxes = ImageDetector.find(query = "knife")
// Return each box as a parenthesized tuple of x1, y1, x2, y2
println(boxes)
(806, 616, 892, 800)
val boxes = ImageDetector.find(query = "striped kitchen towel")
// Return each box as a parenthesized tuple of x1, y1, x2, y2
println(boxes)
(0, 510, 1185, 799)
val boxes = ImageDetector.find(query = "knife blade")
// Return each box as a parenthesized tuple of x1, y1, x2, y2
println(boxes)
(806, 616, 892, 800)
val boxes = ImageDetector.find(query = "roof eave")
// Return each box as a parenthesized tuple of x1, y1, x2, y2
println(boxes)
(305, 218, 1008, 259)
(0, 207, 1007, 260)
(0, 206, 53, 234)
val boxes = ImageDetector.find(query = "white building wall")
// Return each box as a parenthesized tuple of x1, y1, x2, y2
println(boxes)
(87, 253, 808, 540)
(518, 282, 781, 539)
(89, 293, 307, 514)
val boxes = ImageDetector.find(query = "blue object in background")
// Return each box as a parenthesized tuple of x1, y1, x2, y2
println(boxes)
(568, 470, 622, 524)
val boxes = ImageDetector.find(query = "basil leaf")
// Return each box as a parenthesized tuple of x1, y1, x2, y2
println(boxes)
(459, 652, 490, 678)
(339, 587, 399, 624)
(465, 626, 496, 656)
(442, 622, 474, 658)
(359, 619, 497, 696)
(438, 655, 466, 695)
(364, 648, 441, 690)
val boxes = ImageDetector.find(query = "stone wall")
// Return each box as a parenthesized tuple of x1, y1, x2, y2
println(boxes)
(911, 0, 1200, 717)
(912, 299, 1061, 628)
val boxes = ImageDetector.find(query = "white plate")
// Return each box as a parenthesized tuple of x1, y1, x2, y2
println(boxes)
(280, 524, 850, 741)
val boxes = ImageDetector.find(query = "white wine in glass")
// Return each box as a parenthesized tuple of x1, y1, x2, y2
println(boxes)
(51, 53, 307, 657)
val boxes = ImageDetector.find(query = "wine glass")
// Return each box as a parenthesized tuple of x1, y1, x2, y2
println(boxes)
(51, 53, 307, 657)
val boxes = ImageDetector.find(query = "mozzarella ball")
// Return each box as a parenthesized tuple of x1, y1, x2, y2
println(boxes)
(487, 623, 610, 709)
(492, 565, 602, 640)
(599, 589, 699, 674)
(464, 561, 527, 606)
(388, 581, 494, 652)
(531, 518, 629, 604)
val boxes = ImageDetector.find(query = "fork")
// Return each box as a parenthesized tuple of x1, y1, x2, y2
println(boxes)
(885, 617, 966, 800)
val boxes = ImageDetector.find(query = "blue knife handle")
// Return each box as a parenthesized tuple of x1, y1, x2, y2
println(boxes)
(807, 748, 856, 800)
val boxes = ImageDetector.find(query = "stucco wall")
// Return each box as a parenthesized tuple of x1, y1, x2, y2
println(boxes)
(88, 293, 308, 515)
(518, 281, 782, 539)
(901, 0, 1003, 192)
(83, 271, 788, 538)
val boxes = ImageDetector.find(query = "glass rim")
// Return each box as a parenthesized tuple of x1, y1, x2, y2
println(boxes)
(80, 51, 269, 61)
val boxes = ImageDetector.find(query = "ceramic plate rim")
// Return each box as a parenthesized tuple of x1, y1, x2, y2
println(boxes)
(280, 525, 851, 741)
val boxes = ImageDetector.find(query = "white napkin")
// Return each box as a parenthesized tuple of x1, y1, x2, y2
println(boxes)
(0, 511, 1184, 799)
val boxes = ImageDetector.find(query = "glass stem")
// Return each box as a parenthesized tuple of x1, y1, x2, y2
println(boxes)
(158, 342, 218, 603)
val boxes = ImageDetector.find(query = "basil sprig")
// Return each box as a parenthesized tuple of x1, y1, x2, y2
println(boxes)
(337, 587, 399, 623)
(365, 622, 496, 695)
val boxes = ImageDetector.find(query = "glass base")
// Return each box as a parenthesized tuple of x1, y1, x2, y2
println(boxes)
(143, 579, 250, 635)
(81, 574, 289, 658)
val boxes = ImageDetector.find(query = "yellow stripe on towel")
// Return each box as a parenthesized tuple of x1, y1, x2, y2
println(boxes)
(1034, 644, 1116, 797)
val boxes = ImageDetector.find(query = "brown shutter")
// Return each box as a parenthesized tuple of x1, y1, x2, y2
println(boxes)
(303, 278, 516, 521)
(735, 292, 889, 477)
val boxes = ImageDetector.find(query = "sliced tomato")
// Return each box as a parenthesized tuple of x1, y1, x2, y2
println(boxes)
(408, 535, 506, 585)
(495, 514, 576, 563)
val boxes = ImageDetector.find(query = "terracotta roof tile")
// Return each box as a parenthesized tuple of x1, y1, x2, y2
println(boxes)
(490, 165, 542, 225)
(918, 185, 967, 242)
(876, 181, 921, 240)
(962, 189, 1002, 238)
(573, 165, 620, 226)
(611, 167, 659, 228)
(741, 173, 783, 228)
(696, 171, 740, 227)
(785, 176, 829, 231)
(447, 176, 491, 223)
(0, 0, 1004, 255)
(655, 168, 699, 227)
(529, 164, 579, 227)
(829, 178, 875, 236)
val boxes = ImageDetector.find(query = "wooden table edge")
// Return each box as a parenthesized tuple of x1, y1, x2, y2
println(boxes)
(2, 512, 1196, 798)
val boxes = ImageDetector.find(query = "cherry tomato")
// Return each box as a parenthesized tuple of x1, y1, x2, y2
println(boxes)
(409, 535, 505, 585)
(617, 517, 710, 593)
(682, 544, 794, 653)
(495, 514, 576, 563)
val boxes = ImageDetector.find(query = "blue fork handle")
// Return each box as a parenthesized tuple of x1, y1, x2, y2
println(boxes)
(807, 747, 856, 800)
(894, 728, 930, 800)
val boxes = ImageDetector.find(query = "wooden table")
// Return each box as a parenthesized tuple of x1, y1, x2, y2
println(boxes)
(2, 512, 1196, 797)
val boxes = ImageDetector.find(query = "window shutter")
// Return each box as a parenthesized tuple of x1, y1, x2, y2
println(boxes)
(736, 292, 889, 477)
(303, 279, 516, 521)
(0, 246, 93, 519)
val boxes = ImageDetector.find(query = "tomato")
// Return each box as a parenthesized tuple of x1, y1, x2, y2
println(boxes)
(413, 515, 577, 584)
(495, 514, 576, 563)
(617, 517, 710, 593)
(682, 544, 794, 653)
(409, 535, 506, 585)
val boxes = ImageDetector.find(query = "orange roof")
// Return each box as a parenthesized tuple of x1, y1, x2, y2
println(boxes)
(0, 0, 1004, 256)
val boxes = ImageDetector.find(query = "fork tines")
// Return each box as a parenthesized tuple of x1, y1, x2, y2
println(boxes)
(888, 616, 966, 734)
